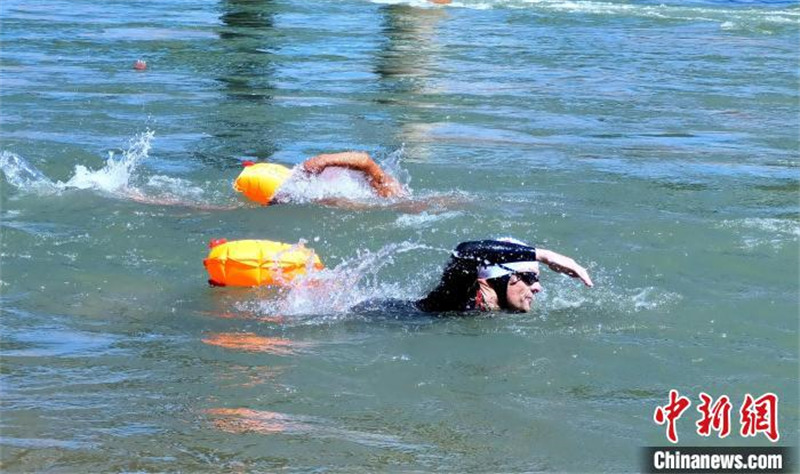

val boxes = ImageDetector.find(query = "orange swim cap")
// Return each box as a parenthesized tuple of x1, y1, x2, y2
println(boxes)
(233, 162, 292, 205)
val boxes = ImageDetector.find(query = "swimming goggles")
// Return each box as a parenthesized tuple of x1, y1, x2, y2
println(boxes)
(511, 271, 540, 286)
(497, 263, 539, 285)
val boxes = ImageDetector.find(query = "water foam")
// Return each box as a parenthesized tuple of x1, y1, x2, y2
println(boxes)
(243, 241, 438, 323)
(542, 269, 681, 318)
(275, 149, 412, 205)
(0, 151, 60, 194)
(63, 130, 154, 193)
(0, 131, 154, 197)
(394, 210, 463, 228)
(143, 175, 205, 200)
(370, 0, 799, 30)
(276, 168, 379, 203)
(719, 217, 800, 249)
(1, 131, 229, 208)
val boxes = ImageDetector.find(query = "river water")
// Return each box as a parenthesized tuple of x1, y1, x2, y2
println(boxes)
(1, 0, 798, 471)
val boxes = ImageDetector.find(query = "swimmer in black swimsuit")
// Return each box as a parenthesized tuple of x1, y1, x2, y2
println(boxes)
(414, 238, 593, 313)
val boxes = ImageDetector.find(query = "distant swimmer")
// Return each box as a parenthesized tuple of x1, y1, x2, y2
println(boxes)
(412, 238, 592, 313)
(234, 151, 405, 206)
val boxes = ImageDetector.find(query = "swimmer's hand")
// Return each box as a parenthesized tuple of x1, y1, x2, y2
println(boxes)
(301, 151, 406, 198)
(536, 249, 594, 287)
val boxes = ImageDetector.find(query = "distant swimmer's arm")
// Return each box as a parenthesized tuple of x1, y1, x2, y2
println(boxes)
(301, 152, 405, 198)
(535, 249, 594, 287)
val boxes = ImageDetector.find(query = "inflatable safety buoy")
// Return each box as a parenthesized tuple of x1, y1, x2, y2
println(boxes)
(233, 162, 292, 205)
(204, 239, 324, 287)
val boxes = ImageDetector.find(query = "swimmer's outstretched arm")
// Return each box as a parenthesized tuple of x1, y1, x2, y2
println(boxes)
(453, 241, 593, 287)
(301, 152, 405, 198)
(535, 249, 593, 287)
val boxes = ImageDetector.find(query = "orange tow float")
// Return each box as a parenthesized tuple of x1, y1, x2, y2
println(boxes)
(232, 161, 292, 205)
(204, 239, 324, 287)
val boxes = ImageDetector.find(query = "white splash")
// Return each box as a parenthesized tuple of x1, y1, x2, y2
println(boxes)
(275, 151, 411, 204)
(246, 241, 435, 322)
(1, 131, 226, 208)
(63, 130, 154, 193)
(0, 131, 154, 196)
(378, 147, 412, 189)
(0, 151, 60, 194)
(276, 167, 378, 203)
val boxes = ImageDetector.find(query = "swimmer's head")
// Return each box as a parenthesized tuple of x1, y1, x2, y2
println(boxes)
(233, 162, 292, 205)
(479, 260, 541, 312)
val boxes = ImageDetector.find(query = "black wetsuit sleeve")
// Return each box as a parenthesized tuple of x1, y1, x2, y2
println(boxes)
(415, 240, 537, 313)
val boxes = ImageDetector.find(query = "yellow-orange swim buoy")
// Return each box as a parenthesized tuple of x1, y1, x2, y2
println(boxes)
(233, 161, 292, 205)
(204, 239, 324, 287)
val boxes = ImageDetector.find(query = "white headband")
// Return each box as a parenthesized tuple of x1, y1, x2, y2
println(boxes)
(477, 261, 538, 280)
(496, 236, 529, 246)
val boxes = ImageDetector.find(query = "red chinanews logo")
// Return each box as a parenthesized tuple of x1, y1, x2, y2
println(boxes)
(654, 390, 779, 443)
